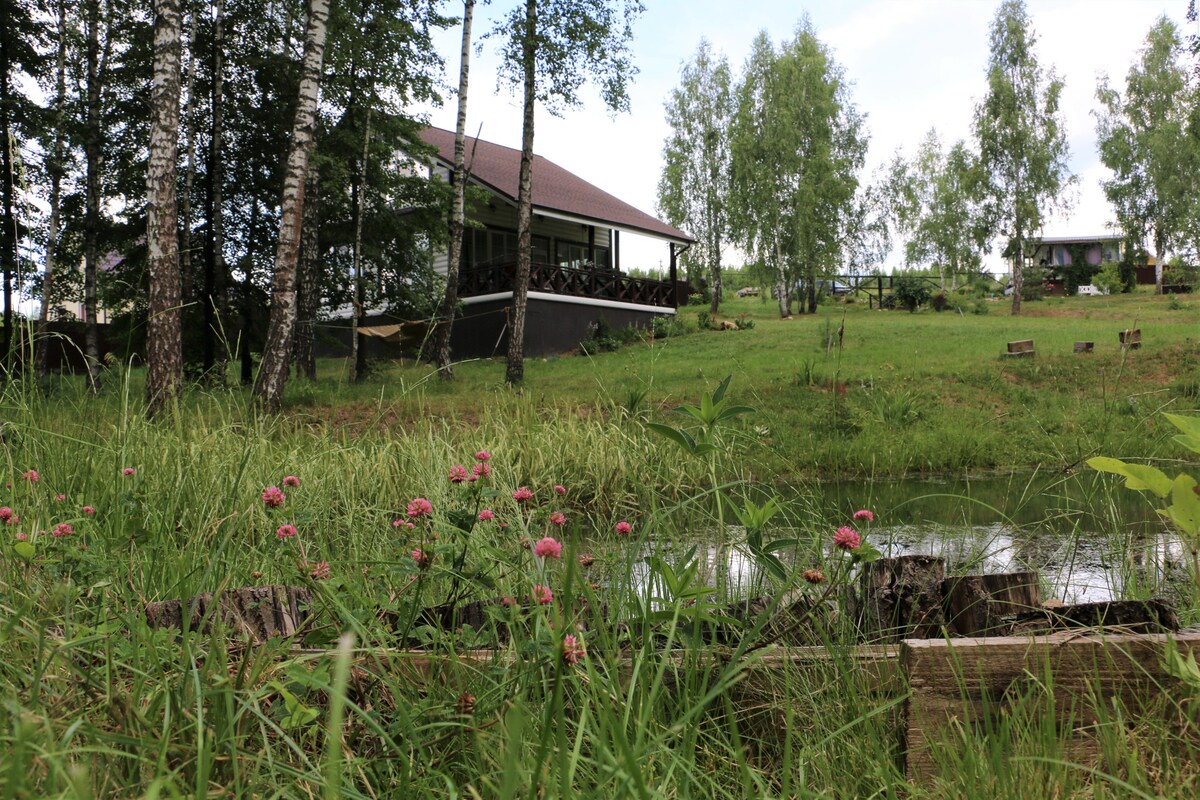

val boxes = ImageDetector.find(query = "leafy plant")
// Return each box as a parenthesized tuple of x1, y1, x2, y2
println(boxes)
(893, 274, 932, 312)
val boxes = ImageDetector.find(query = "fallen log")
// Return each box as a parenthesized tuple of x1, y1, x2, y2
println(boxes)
(1002, 598, 1179, 635)
(144, 585, 312, 644)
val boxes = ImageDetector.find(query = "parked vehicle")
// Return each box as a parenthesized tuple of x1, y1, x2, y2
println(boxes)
(736, 286, 761, 298)
(1077, 284, 1107, 296)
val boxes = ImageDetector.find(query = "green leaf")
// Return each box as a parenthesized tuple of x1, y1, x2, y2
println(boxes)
(13, 541, 34, 561)
(1164, 473, 1200, 540)
(763, 537, 802, 553)
(1086, 457, 1173, 498)
(271, 683, 321, 730)
(713, 404, 757, 423)
(645, 422, 697, 455)
(712, 375, 733, 406)
(675, 403, 708, 425)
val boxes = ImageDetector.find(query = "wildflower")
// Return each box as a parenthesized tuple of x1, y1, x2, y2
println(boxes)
(802, 568, 825, 585)
(456, 691, 477, 716)
(474, 450, 491, 462)
(406, 521, 415, 529)
(391, 519, 404, 527)
(534, 536, 562, 559)
(448, 464, 469, 483)
(532, 584, 553, 605)
(406, 497, 433, 518)
(833, 526, 861, 551)
(276, 523, 298, 540)
(122, 468, 135, 477)
(500, 595, 518, 608)
(51, 522, 74, 538)
(853, 509, 875, 523)
(579, 553, 595, 567)
(55, 494, 66, 502)
(14, 532, 28, 541)
(5, 515, 18, 526)
(22, 470, 39, 483)
(553, 484, 566, 496)
(478, 509, 494, 522)
(513, 486, 534, 503)
(412, 548, 431, 570)
(0, 507, 12, 522)
(262, 486, 286, 508)
(473, 462, 491, 478)
(309, 561, 331, 580)
(548, 511, 566, 526)
(283, 475, 301, 487)
(563, 634, 585, 665)
(615, 520, 632, 536)
(82, 506, 96, 516)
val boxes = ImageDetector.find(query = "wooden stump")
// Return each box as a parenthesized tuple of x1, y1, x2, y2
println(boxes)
(858, 555, 946, 642)
(942, 572, 1042, 636)
(902, 630, 1200, 779)
(144, 585, 312, 643)
(1073, 341, 1094, 353)
(1119, 328, 1142, 350)
(1004, 339, 1035, 358)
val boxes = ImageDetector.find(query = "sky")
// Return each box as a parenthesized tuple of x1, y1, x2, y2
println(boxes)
(417, 0, 1194, 277)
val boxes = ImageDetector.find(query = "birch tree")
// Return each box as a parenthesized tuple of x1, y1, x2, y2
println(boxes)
(658, 38, 732, 315)
(253, 0, 330, 413)
(974, 0, 1071, 315)
(1096, 16, 1195, 295)
(145, 0, 184, 416)
(434, 0, 475, 379)
(494, 0, 644, 386)
(35, 0, 69, 384)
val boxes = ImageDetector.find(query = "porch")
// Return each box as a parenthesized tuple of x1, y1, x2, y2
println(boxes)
(459, 261, 678, 309)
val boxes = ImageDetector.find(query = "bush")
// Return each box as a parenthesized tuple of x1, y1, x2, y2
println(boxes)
(696, 310, 711, 330)
(1020, 267, 1048, 301)
(1094, 262, 1124, 296)
(893, 274, 932, 312)
(931, 292, 949, 312)
(734, 312, 755, 331)
(579, 318, 639, 355)
(651, 314, 687, 339)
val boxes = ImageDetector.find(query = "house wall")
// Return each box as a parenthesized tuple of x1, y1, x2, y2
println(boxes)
(449, 294, 668, 359)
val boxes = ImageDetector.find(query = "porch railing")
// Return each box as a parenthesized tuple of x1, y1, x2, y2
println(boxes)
(459, 262, 675, 309)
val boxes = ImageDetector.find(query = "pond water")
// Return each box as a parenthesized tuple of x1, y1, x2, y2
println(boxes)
(624, 471, 1191, 604)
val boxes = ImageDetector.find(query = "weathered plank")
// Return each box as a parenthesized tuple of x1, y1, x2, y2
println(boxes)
(1073, 341, 1094, 353)
(902, 630, 1200, 780)
(1004, 598, 1179, 635)
(1004, 339, 1036, 358)
(1119, 328, 1142, 350)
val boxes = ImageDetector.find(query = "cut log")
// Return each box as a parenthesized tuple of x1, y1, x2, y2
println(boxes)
(941, 571, 1042, 636)
(857, 555, 946, 642)
(902, 629, 1200, 779)
(1004, 339, 1035, 358)
(144, 585, 312, 643)
(1073, 341, 1094, 353)
(1002, 598, 1179, 635)
(1119, 328, 1141, 350)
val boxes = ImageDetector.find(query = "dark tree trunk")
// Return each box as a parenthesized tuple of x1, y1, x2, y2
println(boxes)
(504, 0, 536, 387)
(435, 0, 475, 378)
(83, 0, 105, 392)
(203, 0, 227, 381)
(36, 0, 69, 384)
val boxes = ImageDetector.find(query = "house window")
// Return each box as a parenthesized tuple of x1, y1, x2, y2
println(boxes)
(556, 241, 609, 269)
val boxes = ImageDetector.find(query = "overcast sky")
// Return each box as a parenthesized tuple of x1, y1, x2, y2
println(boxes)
(419, 0, 1192, 275)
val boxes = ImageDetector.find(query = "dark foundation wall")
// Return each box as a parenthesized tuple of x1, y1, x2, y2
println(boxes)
(450, 297, 670, 359)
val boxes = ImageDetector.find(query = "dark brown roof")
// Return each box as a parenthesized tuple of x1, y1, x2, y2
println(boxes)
(419, 126, 693, 243)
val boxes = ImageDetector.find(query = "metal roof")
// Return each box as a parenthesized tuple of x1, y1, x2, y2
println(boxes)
(419, 127, 694, 244)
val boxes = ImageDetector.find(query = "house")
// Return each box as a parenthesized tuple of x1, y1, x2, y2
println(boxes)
(1011, 234, 1157, 292)
(418, 127, 694, 358)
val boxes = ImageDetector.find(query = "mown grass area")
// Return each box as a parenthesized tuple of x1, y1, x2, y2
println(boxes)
(275, 289, 1198, 479)
(3, 290, 1200, 797)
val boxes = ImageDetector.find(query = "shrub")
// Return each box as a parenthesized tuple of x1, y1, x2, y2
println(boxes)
(893, 274, 932, 312)
(1020, 267, 1048, 301)
(930, 291, 949, 312)
(734, 312, 755, 331)
(1094, 262, 1124, 296)
(651, 314, 686, 339)
(972, 300, 990, 315)
(696, 310, 711, 330)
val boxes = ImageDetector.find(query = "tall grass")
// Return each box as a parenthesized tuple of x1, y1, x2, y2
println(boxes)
(2, 364, 1199, 797)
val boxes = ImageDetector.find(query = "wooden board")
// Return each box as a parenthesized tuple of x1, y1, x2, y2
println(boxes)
(1073, 341, 1094, 353)
(902, 630, 1200, 779)
(1119, 328, 1142, 350)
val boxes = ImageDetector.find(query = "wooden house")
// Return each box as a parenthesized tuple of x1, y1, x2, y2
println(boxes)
(419, 127, 694, 358)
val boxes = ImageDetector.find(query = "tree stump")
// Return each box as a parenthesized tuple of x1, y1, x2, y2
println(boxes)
(942, 572, 1042, 636)
(1003, 598, 1179, 635)
(857, 555, 946, 642)
(144, 585, 312, 644)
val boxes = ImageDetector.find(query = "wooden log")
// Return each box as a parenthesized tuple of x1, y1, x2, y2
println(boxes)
(941, 572, 1042, 637)
(1073, 341, 1094, 353)
(1003, 598, 1179, 635)
(902, 629, 1200, 780)
(144, 585, 312, 643)
(857, 555, 946, 642)
(1119, 328, 1142, 350)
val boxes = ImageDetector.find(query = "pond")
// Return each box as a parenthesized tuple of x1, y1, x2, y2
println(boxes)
(624, 471, 1190, 604)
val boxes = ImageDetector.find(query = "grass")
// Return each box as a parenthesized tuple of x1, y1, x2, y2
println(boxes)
(1, 289, 1199, 796)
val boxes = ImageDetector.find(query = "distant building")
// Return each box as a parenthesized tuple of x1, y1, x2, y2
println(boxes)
(1011, 234, 1156, 290)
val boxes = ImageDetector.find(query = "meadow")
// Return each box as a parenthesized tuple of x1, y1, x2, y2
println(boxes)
(2, 290, 1199, 797)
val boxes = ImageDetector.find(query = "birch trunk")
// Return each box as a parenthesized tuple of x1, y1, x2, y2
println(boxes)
(349, 111, 370, 384)
(179, 9, 198, 325)
(435, 0, 475, 378)
(292, 165, 320, 380)
(504, 0, 536, 387)
(0, 0, 16, 373)
(83, 0, 106, 392)
(253, 0, 329, 413)
(146, 0, 184, 416)
(36, 0, 69, 383)
(774, 237, 789, 318)
(203, 0, 226, 380)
